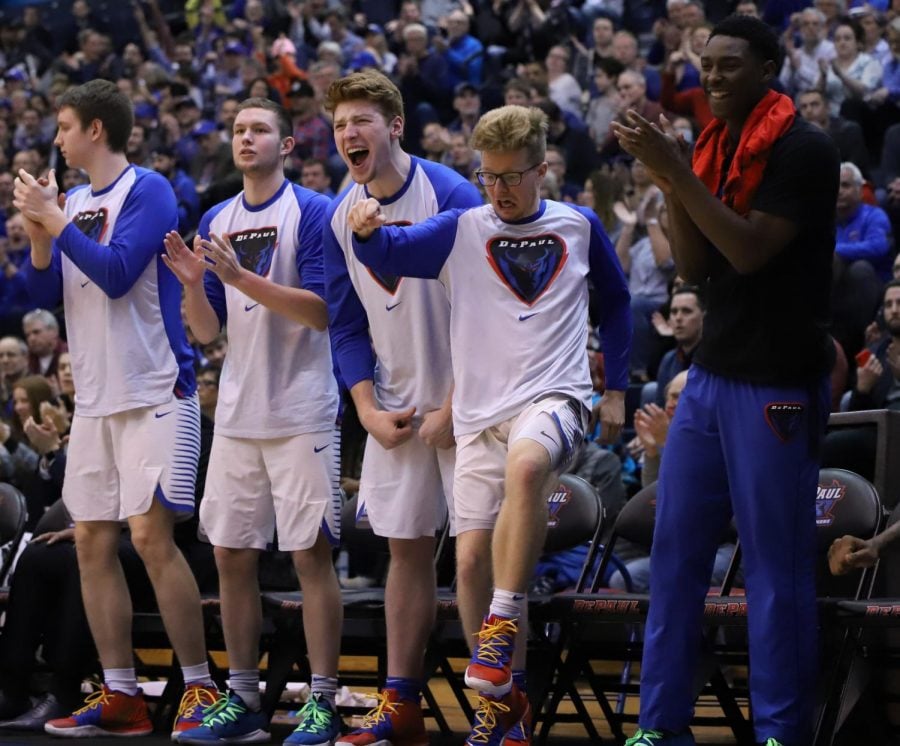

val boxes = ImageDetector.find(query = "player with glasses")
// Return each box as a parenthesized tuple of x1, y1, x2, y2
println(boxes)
(347, 105, 631, 745)
(474, 163, 541, 187)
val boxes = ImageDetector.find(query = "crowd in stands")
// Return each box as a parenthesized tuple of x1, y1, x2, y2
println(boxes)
(2, 0, 900, 735)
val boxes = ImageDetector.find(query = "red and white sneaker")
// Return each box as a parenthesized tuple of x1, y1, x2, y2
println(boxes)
(465, 685, 530, 746)
(171, 683, 222, 741)
(335, 688, 428, 746)
(45, 685, 153, 738)
(464, 614, 518, 697)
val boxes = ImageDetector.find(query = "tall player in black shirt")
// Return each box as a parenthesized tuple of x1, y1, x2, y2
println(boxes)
(614, 15, 840, 746)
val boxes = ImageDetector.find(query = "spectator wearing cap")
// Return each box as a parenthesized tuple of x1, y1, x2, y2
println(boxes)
(324, 7, 365, 63)
(190, 120, 233, 193)
(287, 79, 336, 170)
(173, 95, 204, 168)
(435, 9, 484, 88)
(267, 35, 308, 103)
(448, 82, 482, 138)
(152, 145, 201, 235)
(207, 40, 248, 102)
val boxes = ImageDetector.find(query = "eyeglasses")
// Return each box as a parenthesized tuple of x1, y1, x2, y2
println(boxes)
(475, 163, 541, 187)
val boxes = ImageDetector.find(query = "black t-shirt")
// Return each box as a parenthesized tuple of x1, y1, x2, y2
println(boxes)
(693, 118, 840, 386)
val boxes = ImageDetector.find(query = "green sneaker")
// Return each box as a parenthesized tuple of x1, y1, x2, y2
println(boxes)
(763, 740, 785, 746)
(624, 728, 695, 745)
(284, 692, 341, 745)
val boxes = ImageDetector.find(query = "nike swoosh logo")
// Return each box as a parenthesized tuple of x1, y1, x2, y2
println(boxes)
(313, 444, 328, 453)
(512, 594, 525, 601)
(540, 430, 552, 439)
(386, 302, 402, 312)
(81, 280, 91, 288)
(155, 411, 173, 419)
(518, 312, 538, 321)
(244, 303, 260, 311)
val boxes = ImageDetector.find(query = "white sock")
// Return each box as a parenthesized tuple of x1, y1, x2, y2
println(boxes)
(489, 588, 525, 620)
(182, 662, 214, 687)
(229, 669, 261, 711)
(104, 668, 139, 696)
(311, 674, 338, 708)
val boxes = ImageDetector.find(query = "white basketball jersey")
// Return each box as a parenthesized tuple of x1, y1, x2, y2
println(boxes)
(202, 180, 338, 438)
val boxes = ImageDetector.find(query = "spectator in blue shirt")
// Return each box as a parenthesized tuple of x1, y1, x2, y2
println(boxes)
(833, 161, 893, 358)
(836, 161, 893, 280)
(151, 146, 201, 235)
(435, 9, 484, 89)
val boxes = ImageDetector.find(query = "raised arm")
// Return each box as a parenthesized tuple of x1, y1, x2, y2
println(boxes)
(349, 198, 460, 279)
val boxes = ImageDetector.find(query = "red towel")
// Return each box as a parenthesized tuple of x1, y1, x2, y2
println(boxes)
(692, 89, 796, 216)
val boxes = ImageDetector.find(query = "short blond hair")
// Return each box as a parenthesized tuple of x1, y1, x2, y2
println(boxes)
(324, 69, 404, 123)
(470, 105, 547, 164)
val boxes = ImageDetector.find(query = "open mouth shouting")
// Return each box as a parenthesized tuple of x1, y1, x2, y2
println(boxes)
(347, 147, 370, 167)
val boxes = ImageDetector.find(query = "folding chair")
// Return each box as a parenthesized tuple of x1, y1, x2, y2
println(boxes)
(699, 468, 883, 746)
(426, 473, 607, 735)
(807, 469, 885, 745)
(261, 493, 392, 718)
(0, 482, 28, 586)
(534, 480, 657, 744)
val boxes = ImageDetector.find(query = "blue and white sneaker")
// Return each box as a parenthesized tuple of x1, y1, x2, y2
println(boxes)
(176, 690, 270, 744)
(283, 693, 342, 745)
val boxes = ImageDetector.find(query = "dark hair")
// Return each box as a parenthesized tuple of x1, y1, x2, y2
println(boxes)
(884, 279, 900, 295)
(836, 18, 866, 46)
(672, 284, 706, 311)
(57, 79, 133, 153)
(197, 364, 221, 384)
(236, 97, 293, 139)
(709, 14, 781, 67)
(302, 157, 328, 171)
(12, 374, 53, 431)
(594, 55, 625, 78)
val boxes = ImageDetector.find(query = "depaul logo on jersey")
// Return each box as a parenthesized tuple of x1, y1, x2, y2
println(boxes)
(816, 479, 847, 526)
(229, 226, 278, 276)
(73, 208, 109, 243)
(546, 482, 573, 528)
(764, 401, 805, 443)
(366, 220, 411, 295)
(486, 233, 568, 305)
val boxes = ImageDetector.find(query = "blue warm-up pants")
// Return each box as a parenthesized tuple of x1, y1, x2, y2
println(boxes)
(639, 365, 830, 745)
